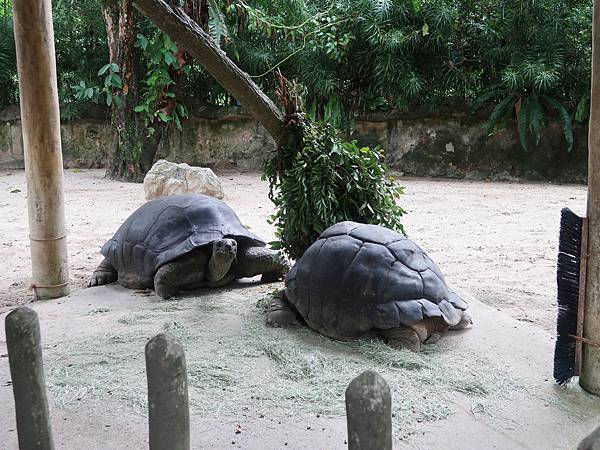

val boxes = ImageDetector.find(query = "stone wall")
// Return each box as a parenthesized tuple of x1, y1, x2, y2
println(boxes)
(0, 105, 588, 182)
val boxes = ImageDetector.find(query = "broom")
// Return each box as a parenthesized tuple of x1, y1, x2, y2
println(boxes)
(554, 208, 587, 385)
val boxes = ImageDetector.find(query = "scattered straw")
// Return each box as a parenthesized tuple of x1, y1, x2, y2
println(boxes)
(44, 288, 535, 439)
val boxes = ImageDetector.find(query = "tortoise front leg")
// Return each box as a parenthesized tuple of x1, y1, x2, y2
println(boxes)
(88, 258, 118, 287)
(266, 291, 300, 327)
(154, 249, 209, 299)
(234, 247, 291, 282)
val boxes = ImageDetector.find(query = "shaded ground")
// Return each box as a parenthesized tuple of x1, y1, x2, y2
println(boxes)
(0, 169, 587, 332)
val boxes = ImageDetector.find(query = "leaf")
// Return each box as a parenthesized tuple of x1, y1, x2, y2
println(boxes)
(541, 95, 574, 152)
(164, 51, 177, 67)
(422, 23, 429, 36)
(106, 92, 113, 106)
(486, 95, 518, 135)
(575, 95, 589, 123)
(135, 33, 149, 50)
(98, 63, 111, 76)
(517, 95, 530, 151)
(208, 0, 229, 46)
(113, 94, 122, 107)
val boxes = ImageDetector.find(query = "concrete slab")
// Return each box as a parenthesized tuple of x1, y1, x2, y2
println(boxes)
(0, 283, 598, 449)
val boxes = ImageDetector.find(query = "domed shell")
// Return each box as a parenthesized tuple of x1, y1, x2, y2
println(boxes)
(285, 221, 467, 341)
(101, 194, 265, 287)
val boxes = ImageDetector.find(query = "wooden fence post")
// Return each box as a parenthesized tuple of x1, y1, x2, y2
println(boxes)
(5, 306, 54, 450)
(345, 370, 392, 450)
(145, 333, 190, 450)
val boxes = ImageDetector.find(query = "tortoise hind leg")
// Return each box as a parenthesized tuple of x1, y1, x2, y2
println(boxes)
(235, 247, 291, 282)
(379, 326, 422, 352)
(449, 312, 472, 330)
(266, 291, 300, 327)
(88, 258, 118, 287)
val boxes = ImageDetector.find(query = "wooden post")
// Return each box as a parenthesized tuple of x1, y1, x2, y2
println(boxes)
(146, 333, 190, 450)
(12, 0, 70, 299)
(345, 371, 392, 450)
(582, 0, 600, 396)
(5, 307, 54, 450)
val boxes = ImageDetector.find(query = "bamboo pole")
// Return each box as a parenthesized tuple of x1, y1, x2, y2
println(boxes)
(581, 0, 600, 395)
(12, 0, 70, 299)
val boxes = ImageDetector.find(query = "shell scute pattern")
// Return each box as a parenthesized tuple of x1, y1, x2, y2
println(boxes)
(101, 194, 265, 287)
(285, 221, 468, 340)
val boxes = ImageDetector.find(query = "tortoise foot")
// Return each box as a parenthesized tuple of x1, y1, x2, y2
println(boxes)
(88, 259, 117, 287)
(450, 312, 473, 330)
(266, 293, 299, 327)
(380, 327, 421, 352)
(261, 271, 283, 283)
(424, 332, 442, 345)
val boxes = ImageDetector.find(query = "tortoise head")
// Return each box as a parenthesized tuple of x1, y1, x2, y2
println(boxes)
(212, 238, 237, 259)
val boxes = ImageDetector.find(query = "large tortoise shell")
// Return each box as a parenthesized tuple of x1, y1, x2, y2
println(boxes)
(101, 194, 265, 287)
(285, 221, 467, 340)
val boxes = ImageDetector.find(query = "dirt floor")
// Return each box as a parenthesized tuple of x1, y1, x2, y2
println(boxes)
(0, 168, 597, 449)
(0, 168, 587, 333)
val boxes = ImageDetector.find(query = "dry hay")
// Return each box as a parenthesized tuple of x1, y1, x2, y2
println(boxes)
(44, 287, 536, 438)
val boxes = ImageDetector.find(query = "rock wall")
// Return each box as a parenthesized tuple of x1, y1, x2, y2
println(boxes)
(0, 105, 588, 182)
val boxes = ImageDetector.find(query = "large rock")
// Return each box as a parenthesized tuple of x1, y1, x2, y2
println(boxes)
(144, 159, 225, 200)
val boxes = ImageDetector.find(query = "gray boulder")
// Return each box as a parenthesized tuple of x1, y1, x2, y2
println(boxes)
(144, 159, 225, 200)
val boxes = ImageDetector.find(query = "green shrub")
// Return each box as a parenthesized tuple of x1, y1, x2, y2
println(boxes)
(263, 117, 405, 259)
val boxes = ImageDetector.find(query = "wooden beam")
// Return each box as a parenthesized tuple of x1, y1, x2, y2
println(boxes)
(581, 0, 600, 396)
(133, 0, 286, 144)
(13, 0, 70, 299)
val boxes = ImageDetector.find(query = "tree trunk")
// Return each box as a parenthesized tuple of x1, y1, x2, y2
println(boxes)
(103, 0, 212, 182)
(133, 0, 286, 144)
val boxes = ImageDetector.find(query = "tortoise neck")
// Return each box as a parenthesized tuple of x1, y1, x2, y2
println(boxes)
(207, 253, 235, 283)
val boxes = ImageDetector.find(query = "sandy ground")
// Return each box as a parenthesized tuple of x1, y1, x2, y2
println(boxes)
(0, 169, 597, 449)
(0, 168, 587, 333)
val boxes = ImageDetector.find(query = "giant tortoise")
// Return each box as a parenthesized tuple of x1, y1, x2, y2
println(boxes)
(89, 194, 290, 298)
(267, 221, 471, 351)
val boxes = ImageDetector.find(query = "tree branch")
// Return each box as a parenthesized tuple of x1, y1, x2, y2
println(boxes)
(133, 0, 286, 143)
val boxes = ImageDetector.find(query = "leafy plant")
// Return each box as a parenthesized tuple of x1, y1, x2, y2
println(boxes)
(133, 31, 189, 135)
(263, 116, 405, 258)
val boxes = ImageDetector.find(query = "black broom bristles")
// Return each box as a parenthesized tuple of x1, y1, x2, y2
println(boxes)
(554, 207, 583, 385)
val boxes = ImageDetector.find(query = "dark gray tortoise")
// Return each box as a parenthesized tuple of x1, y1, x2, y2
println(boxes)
(267, 221, 471, 351)
(88, 194, 290, 299)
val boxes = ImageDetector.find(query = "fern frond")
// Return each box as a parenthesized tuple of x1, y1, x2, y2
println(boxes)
(373, 0, 393, 18)
(208, 0, 229, 47)
(529, 93, 545, 146)
(486, 94, 518, 134)
(541, 94, 574, 152)
(517, 95, 530, 151)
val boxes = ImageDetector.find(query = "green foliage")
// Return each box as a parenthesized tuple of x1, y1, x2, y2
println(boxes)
(72, 63, 122, 107)
(263, 117, 405, 258)
(0, 7, 17, 108)
(134, 31, 189, 134)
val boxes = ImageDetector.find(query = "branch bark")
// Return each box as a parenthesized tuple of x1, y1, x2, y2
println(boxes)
(133, 0, 286, 144)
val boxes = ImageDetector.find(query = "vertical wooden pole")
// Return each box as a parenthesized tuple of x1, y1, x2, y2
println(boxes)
(5, 307, 54, 450)
(345, 371, 393, 450)
(12, 0, 70, 299)
(146, 333, 190, 450)
(582, 0, 600, 396)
